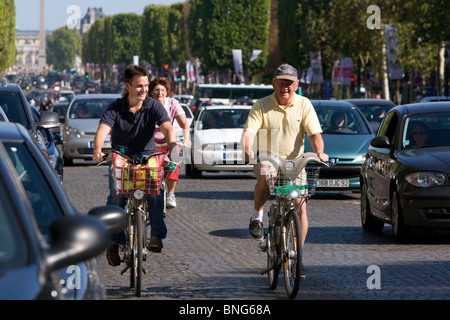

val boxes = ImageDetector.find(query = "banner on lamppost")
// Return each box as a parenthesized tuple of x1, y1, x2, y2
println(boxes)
(186, 60, 195, 82)
(232, 49, 244, 82)
(309, 51, 323, 83)
(385, 24, 403, 80)
(250, 49, 262, 62)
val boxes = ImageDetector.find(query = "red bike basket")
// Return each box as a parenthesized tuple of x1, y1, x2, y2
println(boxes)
(112, 153, 164, 195)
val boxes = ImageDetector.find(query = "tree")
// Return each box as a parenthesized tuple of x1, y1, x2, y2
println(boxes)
(192, 0, 270, 82)
(47, 27, 81, 70)
(104, 14, 142, 66)
(0, 0, 15, 73)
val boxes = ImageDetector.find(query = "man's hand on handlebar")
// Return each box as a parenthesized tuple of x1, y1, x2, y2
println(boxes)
(93, 151, 106, 163)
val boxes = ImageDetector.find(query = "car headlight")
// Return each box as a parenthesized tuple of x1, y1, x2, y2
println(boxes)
(353, 154, 366, 163)
(64, 126, 81, 138)
(202, 143, 225, 151)
(405, 172, 448, 188)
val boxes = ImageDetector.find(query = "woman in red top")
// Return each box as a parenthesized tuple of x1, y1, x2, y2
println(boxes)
(150, 77, 191, 209)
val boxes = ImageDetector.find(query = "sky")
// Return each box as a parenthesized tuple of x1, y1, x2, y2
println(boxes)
(15, 0, 183, 31)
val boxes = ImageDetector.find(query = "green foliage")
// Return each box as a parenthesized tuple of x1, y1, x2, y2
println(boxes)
(46, 27, 81, 70)
(0, 0, 15, 72)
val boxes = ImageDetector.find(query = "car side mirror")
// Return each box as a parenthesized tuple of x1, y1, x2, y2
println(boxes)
(46, 215, 110, 272)
(370, 136, 391, 148)
(38, 111, 61, 131)
(88, 205, 127, 234)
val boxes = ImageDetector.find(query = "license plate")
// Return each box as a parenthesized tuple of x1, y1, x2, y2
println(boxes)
(317, 179, 350, 187)
(89, 141, 111, 149)
(223, 152, 242, 161)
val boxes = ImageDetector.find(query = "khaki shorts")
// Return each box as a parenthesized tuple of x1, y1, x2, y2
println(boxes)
(253, 161, 307, 185)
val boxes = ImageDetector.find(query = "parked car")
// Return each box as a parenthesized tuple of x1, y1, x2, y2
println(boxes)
(304, 100, 375, 191)
(0, 122, 126, 299)
(344, 98, 396, 133)
(185, 105, 252, 178)
(0, 79, 62, 179)
(30, 106, 64, 181)
(62, 94, 120, 165)
(173, 103, 194, 143)
(419, 96, 450, 103)
(360, 102, 450, 242)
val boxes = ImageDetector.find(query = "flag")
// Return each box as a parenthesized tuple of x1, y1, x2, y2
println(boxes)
(186, 60, 195, 82)
(250, 49, 262, 62)
(232, 49, 244, 82)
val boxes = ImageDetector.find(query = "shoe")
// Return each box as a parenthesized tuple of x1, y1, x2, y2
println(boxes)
(147, 236, 163, 253)
(106, 244, 121, 266)
(249, 219, 264, 241)
(166, 193, 176, 209)
(301, 264, 306, 279)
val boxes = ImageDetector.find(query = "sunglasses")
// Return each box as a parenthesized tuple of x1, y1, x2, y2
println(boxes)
(413, 131, 427, 135)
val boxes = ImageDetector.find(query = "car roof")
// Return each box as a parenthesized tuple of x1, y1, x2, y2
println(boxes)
(202, 104, 252, 110)
(392, 101, 450, 116)
(311, 100, 356, 108)
(72, 94, 121, 100)
(344, 98, 396, 106)
(0, 83, 22, 92)
(0, 121, 28, 141)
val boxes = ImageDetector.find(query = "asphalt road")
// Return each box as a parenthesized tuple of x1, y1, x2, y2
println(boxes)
(64, 161, 450, 301)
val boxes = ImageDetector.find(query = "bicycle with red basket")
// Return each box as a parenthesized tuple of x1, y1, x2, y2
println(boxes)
(103, 147, 179, 297)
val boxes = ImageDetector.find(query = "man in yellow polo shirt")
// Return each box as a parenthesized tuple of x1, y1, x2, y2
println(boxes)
(242, 64, 329, 253)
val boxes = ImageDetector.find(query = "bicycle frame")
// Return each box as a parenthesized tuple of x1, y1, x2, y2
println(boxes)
(259, 152, 325, 299)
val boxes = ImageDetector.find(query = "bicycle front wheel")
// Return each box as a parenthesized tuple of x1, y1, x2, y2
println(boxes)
(132, 210, 144, 297)
(283, 210, 302, 299)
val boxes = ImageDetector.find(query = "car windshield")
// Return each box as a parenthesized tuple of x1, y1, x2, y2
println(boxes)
(0, 184, 29, 271)
(198, 109, 249, 130)
(402, 113, 450, 149)
(0, 91, 29, 128)
(4, 142, 64, 236)
(315, 106, 371, 134)
(68, 99, 116, 119)
(358, 105, 392, 124)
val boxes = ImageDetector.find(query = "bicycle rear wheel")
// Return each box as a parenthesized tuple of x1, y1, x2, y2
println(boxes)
(283, 210, 302, 299)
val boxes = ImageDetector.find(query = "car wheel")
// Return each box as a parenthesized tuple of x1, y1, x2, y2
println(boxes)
(185, 163, 192, 176)
(361, 183, 384, 232)
(63, 157, 73, 166)
(190, 164, 202, 179)
(391, 190, 410, 242)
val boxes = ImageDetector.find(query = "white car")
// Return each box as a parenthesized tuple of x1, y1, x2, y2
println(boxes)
(173, 103, 193, 142)
(185, 105, 252, 178)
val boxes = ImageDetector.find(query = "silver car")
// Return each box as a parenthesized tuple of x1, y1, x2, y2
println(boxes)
(63, 94, 121, 165)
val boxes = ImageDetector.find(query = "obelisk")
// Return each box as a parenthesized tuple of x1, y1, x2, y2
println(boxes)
(37, 0, 47, 74)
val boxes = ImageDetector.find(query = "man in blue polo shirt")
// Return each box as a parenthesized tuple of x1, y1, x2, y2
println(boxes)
(93, 64, 176, 266)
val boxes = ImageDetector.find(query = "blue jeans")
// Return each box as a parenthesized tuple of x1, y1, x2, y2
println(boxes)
(108, 162, 166, 245)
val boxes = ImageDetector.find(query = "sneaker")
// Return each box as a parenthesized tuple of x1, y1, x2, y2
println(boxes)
(147, 236, 163, 253)
(106, 244, 121, 266)
(166, 193, 176, 209)
(249, 219, 264, 241)
(301, 264, 306, 279)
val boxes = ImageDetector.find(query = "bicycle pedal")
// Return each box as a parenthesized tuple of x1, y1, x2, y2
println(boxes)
(258, 239, 267, 253)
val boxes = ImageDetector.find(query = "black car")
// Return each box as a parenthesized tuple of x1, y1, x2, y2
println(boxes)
(0, 122, 126, 299)
(345, 98, 396, 133)
(360, 102, 450, 242)
(0, 80, 62, 179)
